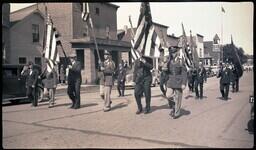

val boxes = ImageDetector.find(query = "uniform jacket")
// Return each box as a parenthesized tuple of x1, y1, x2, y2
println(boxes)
(166, 59, 187, 89)
(217, 67, 232, 84)
(103, 59, 116, 86)
(195, 67, 206, 84)
(68, 61, 82, 84)
(133, 57, 153, 84)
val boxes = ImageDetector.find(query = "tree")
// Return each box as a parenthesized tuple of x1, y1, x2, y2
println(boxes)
(223, 44, 247, 65)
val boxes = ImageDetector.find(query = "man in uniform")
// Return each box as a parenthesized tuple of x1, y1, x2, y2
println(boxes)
(133, 56, 153, 114)
(194, 62, 207, 99)
(232, 65, 239, 92)
(191, 67, 197, 92)
(101, 50, 116, 112)
(67, 53, 82, 109)
(116, 62, 127, 97)
(217, 62, 232, 100)
(98, 62, 105, 100)
(166, 46, 187, 119)
(159, 54, 169, 96)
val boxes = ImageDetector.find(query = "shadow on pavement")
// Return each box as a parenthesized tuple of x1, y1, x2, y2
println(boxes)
(80, 103, 98, 108)
(2, 100, 31, 107)
(151, 94, 164, 98)
(111, 102, 128, 111)
(150, 104, 170, 113)
(185, 95, 194, 99)
(180, 108, 191, 117)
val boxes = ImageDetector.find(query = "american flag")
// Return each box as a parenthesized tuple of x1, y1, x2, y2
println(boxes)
(131, 2, 162, 60)
(43, 15, 60, 72)
(179, 23, 194, 70)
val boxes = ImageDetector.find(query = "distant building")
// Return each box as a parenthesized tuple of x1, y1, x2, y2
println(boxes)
(9, 3, 131, 84)
(10, 9, 45, 66)
(204, 34, 221, 66)
(2, 3, 10, 64)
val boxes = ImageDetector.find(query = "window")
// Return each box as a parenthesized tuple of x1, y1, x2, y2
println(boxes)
(199, 48, 202, 57)
(76, 49, 84, 69)
(32, 24, 39, 42)
(19, 57, 27, 64)
(95, 7, 99, 15)
(35, 57, 41, 66)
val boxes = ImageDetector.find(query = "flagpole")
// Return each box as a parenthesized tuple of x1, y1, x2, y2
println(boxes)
(87, 3, 101, 64)
(221, 5, 224, 63)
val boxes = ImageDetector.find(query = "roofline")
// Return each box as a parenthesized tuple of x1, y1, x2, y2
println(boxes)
(167, 34, 179, 39)
(10, 3, 37, 14)
(153, 22, 169, 28)
(106, 3, 120, 9)
(196, 33, 204, 37)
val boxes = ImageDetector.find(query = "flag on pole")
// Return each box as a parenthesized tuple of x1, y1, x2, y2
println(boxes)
(221, 6, 225, 13)
(180, 23, 194, 70)
(132, 2, 162, 59)
(81, 3, 89, 22)
(44, 15, 60, 72)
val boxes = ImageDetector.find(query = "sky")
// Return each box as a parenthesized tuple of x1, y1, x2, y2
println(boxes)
(10, 2, 254, 55)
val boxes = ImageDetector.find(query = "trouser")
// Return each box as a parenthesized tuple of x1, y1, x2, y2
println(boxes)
(134, 77, 152, 111)
(195, 81, 204, 98)
(100, 84, 105, 100)
(159, 73, 168, 95)
(27, 86, 37, 106)
(48, 88, 56, 105)
(67, 81, 81, 107)
(104, 85, 112, 108)
(188, 80, 193, 91)
(191, 77, 195, 92)
(220, 83, 230, 99)
(117, 81, 125, 96)
(167, 88, 182, 117)
(235, 79, 239, 92)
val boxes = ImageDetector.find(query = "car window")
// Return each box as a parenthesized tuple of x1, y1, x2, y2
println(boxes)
(3, 68, 18, 78)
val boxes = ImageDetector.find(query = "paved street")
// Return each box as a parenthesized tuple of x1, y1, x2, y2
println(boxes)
(2, 71, 254, 148)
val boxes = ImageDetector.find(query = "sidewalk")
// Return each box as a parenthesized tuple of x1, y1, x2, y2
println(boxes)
(55, 84, 99, 94)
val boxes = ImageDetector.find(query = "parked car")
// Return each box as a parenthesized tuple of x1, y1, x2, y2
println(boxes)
(2, 64, 44, 104)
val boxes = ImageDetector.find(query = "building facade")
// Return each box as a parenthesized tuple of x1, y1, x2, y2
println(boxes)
(2, 3, 10, 64)
(10, 9, 45, 65)
(204, 34, 221, 65)
(9, 3, 131, 84)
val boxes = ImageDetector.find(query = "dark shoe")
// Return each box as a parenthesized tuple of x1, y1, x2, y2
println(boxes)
(104, 107, 111, 112)
(173, 115, 180, 119)
(136, 109, 142, 114)
(110, 101, 112, 105)
(195, 96, 199, 99)
(73, 106, 80, 109)
(200, 96, 203, 99)
(118, 95, 121, 97)
(69, 104, 75, 109)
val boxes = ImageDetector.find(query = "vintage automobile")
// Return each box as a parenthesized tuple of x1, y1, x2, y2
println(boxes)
(2, 64, 44, 104)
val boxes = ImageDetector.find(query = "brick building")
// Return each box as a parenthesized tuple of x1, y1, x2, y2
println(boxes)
(9, 3, 131, 84)
(2, 3, 10, 64)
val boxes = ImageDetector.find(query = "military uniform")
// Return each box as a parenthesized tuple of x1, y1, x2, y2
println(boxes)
(159, 56, 169, 96)
(191, 68, 197, 92)
(187, 69, 193, 92)
(133, 56, 153, 114)
(194, 66, 206, 99)
(166, 47, 187, 119)
(217, 65, 232, 100)
(232, 66, 239, 92)
(102, 51, 116, 112)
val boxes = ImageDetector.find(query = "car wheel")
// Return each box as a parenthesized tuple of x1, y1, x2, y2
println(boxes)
(37, 87, 44, 102)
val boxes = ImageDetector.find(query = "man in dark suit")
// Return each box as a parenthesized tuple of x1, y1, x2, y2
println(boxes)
(194, 62, 207, 99)
(166, 46, 187, 119)
(25, 61, 39, 107)
(133, 56, 153, 114)
(116, 62, 127, 97)
(217, 62, 232, 100)
(67, 53, 82, 109)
